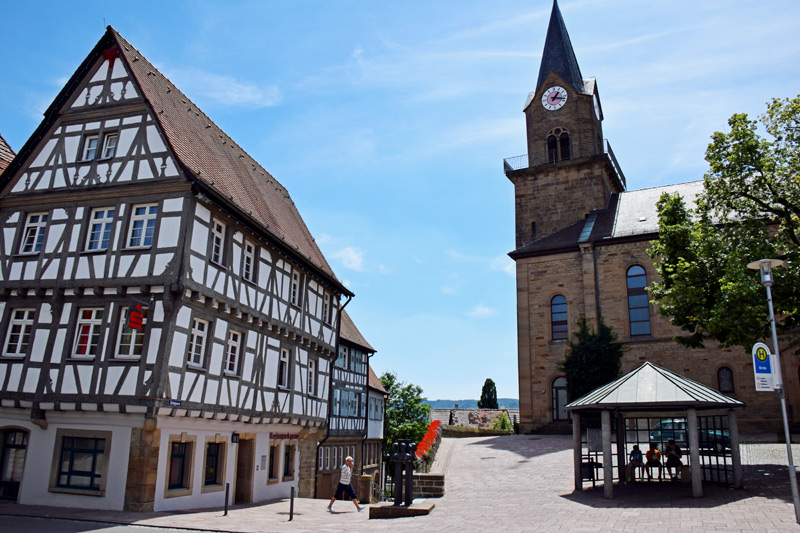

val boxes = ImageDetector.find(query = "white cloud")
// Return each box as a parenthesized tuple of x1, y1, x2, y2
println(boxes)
(332, 246, 365, 271)
(490, 255, 515, 276)
(166, 67, 280, 108)
(467, 304, 496, 318)
(378, 264, 392, 275)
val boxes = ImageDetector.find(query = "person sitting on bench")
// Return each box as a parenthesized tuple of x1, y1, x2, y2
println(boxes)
(645, 442, 662, 480)
(626, 444, 644, 482)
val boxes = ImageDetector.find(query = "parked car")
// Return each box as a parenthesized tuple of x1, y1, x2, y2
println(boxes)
(649, 419, 730, 451)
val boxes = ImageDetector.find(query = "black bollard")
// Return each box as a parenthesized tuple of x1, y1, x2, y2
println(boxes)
(224, 482, 229, 516)
(392, 443, 403, 506)
(289, 486, 294, 521)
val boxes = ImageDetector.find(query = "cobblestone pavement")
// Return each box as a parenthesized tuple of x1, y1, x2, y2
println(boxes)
(3, 435, 800, 532)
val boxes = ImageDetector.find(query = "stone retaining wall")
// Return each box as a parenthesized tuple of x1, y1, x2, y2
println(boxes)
(413, 472, 445, 498)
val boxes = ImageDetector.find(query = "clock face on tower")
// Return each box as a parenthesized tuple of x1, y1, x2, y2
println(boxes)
(542, 86, 568, 110)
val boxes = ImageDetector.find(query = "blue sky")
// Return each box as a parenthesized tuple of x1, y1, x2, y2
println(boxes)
(2, 1, 799, 401)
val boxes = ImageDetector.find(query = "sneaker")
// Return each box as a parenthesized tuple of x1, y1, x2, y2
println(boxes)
(327, 507, 333, 512)
(358, 506, 366, 512)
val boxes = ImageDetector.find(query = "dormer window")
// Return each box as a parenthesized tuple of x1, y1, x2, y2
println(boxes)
(547, 127, 571, 163)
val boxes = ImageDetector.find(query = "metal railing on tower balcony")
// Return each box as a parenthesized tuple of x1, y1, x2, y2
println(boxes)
(502, 140, 626, 189)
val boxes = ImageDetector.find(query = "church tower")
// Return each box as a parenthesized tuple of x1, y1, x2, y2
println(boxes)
(506, 0, 625, 250)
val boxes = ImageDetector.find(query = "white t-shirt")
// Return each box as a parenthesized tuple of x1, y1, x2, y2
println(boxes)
(340, 463, 352, 485)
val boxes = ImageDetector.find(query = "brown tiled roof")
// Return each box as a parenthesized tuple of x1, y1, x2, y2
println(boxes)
(339, 310, 376, 352)
(0, 133, 15, 176)
(368, 366, 387, 395)
(102, 28, 344, 289)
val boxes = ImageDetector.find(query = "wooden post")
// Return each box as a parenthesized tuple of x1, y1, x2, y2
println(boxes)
(687, 408, 702, 497)
(728, 409, 743, 489)
(573, 411, 582, 491)
(602, 409, 613, 499)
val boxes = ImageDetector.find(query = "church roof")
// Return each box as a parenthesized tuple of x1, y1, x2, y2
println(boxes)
(566, 361, 744, 411)
(536, 0, 585, 95)
(1, 26, 350, 296)
(509, 180, 705, 258)
(0, 133, 14, 176)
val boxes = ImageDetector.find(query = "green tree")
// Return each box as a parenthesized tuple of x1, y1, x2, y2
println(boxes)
(491, 411, 513, 432)
(478, 378, 498, 409)
(648, 95, 800, 350)
(379, 371, 430, 454)
(559, 317, 623, 402)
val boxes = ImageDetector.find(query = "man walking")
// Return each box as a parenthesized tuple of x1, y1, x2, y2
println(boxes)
(327, 456, 365, 513)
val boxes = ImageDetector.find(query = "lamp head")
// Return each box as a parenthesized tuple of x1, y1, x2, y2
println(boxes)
(747, 258, 785, 287)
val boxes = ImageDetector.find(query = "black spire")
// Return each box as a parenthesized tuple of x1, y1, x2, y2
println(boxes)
(536, 0, 584, 94)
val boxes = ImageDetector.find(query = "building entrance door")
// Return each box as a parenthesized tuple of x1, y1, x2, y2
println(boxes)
(0, 429, 28, 501)
(235, 439, 254, 503)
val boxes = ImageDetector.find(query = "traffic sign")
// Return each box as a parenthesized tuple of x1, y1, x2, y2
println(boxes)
(753, 342, 774, 391)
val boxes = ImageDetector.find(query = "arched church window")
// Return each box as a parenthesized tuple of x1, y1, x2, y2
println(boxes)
(559, 132, 571, 161)
(626, 265, 651, 336)
(552, 377, 568, 421)
(551, 295, 568, 341)
(718, 367, 735, 394)
(546, 127, 571, 162)
(547, 135, 559, 163)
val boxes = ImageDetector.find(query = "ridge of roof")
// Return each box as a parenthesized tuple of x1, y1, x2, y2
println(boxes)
(536, 0, 585, 94)
(103, 27, 348, 293)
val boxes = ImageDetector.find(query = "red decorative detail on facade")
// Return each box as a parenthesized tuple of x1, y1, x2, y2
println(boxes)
(128, 303, 144, 330)
(102, 47, 120, 68)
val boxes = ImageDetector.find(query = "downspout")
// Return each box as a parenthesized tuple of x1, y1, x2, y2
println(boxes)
(314, 293, 352, 498)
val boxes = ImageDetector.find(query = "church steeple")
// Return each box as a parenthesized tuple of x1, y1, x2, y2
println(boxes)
(536, 0, 584, 94)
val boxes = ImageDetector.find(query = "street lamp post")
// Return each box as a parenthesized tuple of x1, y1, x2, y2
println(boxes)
(747, 258, 800, 524)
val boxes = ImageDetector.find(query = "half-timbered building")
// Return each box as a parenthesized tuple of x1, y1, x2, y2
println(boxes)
(0, 133, 14, 176)
(0, 27, 352, 511)
(316, 310, 377, 500)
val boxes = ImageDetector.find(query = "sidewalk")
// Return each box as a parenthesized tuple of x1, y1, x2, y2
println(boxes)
(3, 435, 800, 532)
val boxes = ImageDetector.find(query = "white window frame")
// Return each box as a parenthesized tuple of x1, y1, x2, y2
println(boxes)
(116, 305, 147, 359)
(242, 240, 255, 282)
(225, 330, 241, 375)
(290, 271, 300, 306)
(308, 359, 317, 396)
(188, 318, 209, 367)
(73, 308, 104, 358)
(20, 212, 49, 254)
(86, 207, 115, 251)
(101, 133, 118, 159)
(278, 348, 290, 388)
(211, 219, 225, 265)
(3, 308, 35, 357)
(128, 204, 158, 248)
(82, 135, 99, 161)
(322, 292, 330, 324)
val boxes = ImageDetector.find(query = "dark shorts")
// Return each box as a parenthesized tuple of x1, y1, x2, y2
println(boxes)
(646, 460, 661, 467)
(334, 482, 357, 500)
(666, 457, 682, 468)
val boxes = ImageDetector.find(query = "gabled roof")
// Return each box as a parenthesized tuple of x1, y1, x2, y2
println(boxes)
(340, 310, 376, 353)
(510, 181, 705, 259)
(0, 133, 14, 176)
(566, 361, 745, 411)
(536, 0, 585, 94)
(368, 366, 387, 395)
(1, 26, 351, 296)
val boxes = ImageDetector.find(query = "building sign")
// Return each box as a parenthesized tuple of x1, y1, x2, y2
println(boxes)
(128, 303, 145, 330)
(168, 399, 182, 407)
(270, 433, 299, 440)
(752, 342, 774, 392)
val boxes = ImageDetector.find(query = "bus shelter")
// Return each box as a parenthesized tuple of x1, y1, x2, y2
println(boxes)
(565, 362, 745, 499)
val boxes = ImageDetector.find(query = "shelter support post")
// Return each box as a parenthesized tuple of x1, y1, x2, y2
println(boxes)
(687, 408, 702, 497)
(615, 412, 625, 482)
(728, 409, 743, 489)
(573, 411, 582, 491)
(602, 409, 613, 499)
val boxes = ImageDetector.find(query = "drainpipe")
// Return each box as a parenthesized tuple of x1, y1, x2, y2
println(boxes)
(313, 294, 351, 498)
